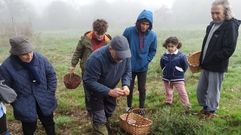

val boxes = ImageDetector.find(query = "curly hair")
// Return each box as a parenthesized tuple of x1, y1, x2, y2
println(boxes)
(92, 19, 108, 35)
(212, 0, 233, 20)
(163, 36, 182, 49)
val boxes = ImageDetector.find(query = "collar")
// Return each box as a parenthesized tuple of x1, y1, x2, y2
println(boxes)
(11, 52, 38, 70)
(166, 49, 179, 54)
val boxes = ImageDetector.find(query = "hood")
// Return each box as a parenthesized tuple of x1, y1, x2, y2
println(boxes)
(209, 18, 241, 31)
(136, 9, 153, 30)
(232, 18, 241, 28)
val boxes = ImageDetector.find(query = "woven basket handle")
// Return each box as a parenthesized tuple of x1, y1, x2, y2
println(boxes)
(125, 111, 131, 122)
(125, 109, 145, 125)
(69, 73, 74, 80)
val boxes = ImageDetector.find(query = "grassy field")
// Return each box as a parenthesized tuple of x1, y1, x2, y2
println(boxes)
(1, 28, 241, 135)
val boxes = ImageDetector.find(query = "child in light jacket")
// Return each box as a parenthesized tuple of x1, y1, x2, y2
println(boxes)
(160, 37, 191, 112)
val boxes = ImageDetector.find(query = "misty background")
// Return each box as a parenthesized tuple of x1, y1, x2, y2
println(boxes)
(0, 0, 241, 36)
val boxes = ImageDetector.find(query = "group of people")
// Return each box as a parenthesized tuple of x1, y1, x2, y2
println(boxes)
(0, 0, 240, 135)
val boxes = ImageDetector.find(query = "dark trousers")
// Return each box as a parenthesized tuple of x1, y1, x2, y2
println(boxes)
(21, 104, 55, 135)
(88, 91, 116, 124)
(0, 114, 7, 134)
(83, 83, 91, 113)
(127, 71, 147, 108)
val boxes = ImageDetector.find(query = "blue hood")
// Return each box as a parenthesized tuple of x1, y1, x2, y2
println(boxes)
(136, 9, 153, 30)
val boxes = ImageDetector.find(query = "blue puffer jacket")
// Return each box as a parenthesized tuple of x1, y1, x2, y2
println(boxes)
(160, 51, 188, 82)
(123, 9, 157, 72)
(0, 52, 57, 122)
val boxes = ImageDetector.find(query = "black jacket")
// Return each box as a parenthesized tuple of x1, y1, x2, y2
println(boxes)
(200, 18, 241, 72)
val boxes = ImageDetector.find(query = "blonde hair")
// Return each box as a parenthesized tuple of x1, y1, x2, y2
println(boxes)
(212, 0, 233, 20)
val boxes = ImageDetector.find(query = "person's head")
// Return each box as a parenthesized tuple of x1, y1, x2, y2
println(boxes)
(136, 10, 153, 33)
(137, 19, 150, 33)
(163, 37, 182, 53)
(211, 0, 233, 23)
(108, 36, 131, 63)
(92, 19, 108, 40)
(9, 36, 34, 63)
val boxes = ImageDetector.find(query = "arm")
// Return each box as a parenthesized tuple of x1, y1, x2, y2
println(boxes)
(121, 58, 131, 87)
(213, 23, 238, 62)
(71, 38, 85, 67)
(83, 57, 110, 96)
(44, 57, 57, 95)
(160, 56, 165, 69)
(181, 55, 189, 72)
(0, 64, 13, 87)
(148, 33, 157, 62)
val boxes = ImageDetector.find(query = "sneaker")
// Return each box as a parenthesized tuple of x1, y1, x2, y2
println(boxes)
(138, 108, 145, 116)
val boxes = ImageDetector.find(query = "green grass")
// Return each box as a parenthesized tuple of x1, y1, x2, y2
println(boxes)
(1, 29, 241, 134)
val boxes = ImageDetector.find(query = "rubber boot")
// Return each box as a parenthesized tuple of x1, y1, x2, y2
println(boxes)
(93, 123, 108, 135)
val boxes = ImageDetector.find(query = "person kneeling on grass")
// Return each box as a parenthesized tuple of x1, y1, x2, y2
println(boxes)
(160, 36, 191, 113)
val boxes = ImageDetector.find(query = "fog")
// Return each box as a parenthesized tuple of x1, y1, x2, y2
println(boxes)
(0, 0, 241, 35)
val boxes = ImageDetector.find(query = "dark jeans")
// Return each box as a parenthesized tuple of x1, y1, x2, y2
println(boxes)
(21, 103, 55, 135)
(0, 114, 7, 134)
(127, 71, 147, 108)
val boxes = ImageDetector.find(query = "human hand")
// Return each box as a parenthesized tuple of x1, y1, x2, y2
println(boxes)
(122, 86, 130, 96)
(108, 88, 125, 97)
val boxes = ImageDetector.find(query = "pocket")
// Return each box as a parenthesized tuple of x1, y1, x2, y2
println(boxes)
(213, 34, 219, 38)
(175, 66, 184, 72)
(173, 66, 183, 77)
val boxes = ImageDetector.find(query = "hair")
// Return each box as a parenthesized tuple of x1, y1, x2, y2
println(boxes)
(163, 36, 182, 49)
(212, 0, 233, 20)
(92, 19, 108, 35)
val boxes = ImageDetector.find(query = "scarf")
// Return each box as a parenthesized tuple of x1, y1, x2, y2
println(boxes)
(18, 55, 41, 84)
(91, 33, 106, 51)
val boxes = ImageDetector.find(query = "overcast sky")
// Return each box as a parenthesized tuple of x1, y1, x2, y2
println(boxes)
(1, 0, 240, 31)
(27, 0, 175, 13)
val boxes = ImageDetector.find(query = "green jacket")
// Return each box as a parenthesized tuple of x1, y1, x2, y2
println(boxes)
(71, 31, 111, 76)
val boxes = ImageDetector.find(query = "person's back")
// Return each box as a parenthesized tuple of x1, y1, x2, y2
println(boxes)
(83, 46, 131, 94)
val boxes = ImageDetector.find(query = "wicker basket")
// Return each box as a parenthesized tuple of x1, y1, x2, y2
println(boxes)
(63, 73, 81, 89)
(119, 112, 152, 135)
(187, 51, 201, 73)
